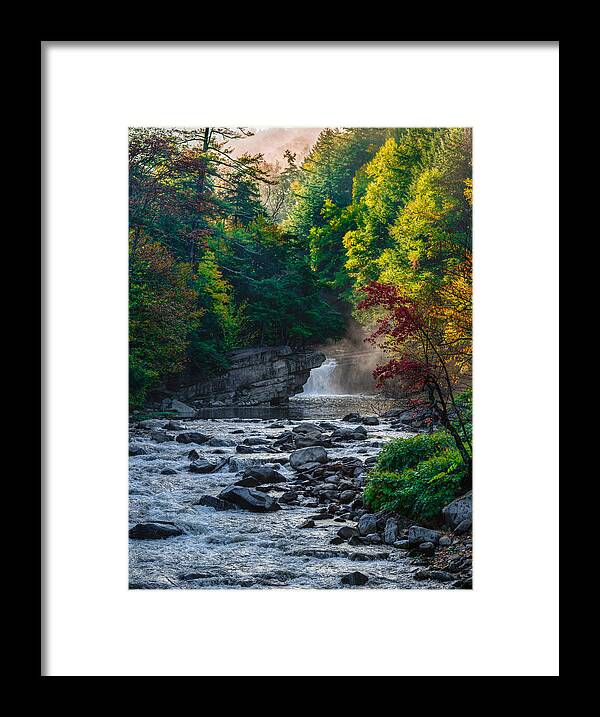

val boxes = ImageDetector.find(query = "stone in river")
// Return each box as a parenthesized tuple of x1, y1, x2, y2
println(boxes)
(289, 446, 328, 470)
(417, 541, 436, 556)
(129, 444, 148, 456)
(163, 421, 184, 431)
(299, 519, 315, 528)
(357, 514, 378, 536)
(454, 518, 472, 534)
(341, 571, 369, 586)
(339, 490, 355, 503)
(129, 522, 183, 539)
(151, 431, 174, 443)
(160, 468, 178, 475)
(187, 449, 200, 460)
(207, 436, 237, 447)
(439, 536, 452, 547)
(361, 416, 380, 425)
(175, 432, 210, 445)
(242, 466, 286, 483)
(336, 526, 357, 540)
(218, 486, 281, 513)
(292, 423, 324, 435)
(442, 491, 472, 529)
(342, 413, 362, 423)
(243, 436, 271, 446)
(194, 494, 236, 511)
(189, 459, 218, 474)
(236, 445, 263, 454)
(413, 569, 454, 582)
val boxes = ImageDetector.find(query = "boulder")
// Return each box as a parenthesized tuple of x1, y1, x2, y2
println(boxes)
(408, 525, 442, 546)
(194, 494, 236, 511)
(176, 432, 209, 445)
(442, 491, 472, 529)
(163, 421, 184, 431)
(207, 436, 237, 447)
(189, 459, 218, 474)
(362, 416, 380, 426)
(342, 413, 361, 423)
(454, 518, 472, 534)
(384, 518, 399, 545)
(234, 466, 286, 487)
(289, 446, 328, 470)
(357, 514, 378, 537)
(236, 445, 262, 454)
(218, 486, 281, 513)
(151, 431, 174, 443)
(160, 468, 177, 475)
(129, 522, 183, 539)
(292, 423, 324, 435)
(336, 526, 357, 540)
(341, 571, 369, 586)
(439, 536, 452, 547)
(417, 541, 435, 555)
(162, 399, 197, 417)
(187, 449, 200, 460)
(243, 436, 271, 446)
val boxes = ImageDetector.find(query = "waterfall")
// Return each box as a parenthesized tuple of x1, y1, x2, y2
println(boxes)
(302, 358, 338, 395)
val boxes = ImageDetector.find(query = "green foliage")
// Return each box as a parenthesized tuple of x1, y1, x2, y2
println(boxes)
(452, 388, 473, 442)
(375, 431, 455, 472)
(364, 430, 466, 521)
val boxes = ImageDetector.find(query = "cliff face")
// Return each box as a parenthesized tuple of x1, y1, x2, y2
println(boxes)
(163, 346, 325, 407)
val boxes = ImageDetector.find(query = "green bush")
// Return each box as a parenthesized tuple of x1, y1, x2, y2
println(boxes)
(364, 432, 467, 522)
(375, 431, 454, 472)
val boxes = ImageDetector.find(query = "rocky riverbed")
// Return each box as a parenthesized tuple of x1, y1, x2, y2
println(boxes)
(129, 395, 472, 589)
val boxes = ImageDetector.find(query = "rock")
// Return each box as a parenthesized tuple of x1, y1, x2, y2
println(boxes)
(160, 468, 177, 475)
(163, 421, 184, 431)
(362, 416, 380, 425)
(279, 491, 298, 503)
(162, 399, 197, 417)
(408, 525, 442, 546)
(349, 551, 389, 561)
(129, 522, 183, 539)
(341, 571, 369, 586)
(292, 423, 323, 435)
(218, 486, 281, 513)
(299, 519, 315, 528)
(189, 459, 218, 474)
(234, 467, 286, 487)
(332, 426, 367, 441)
(453, 576, 473, 589)
(129, 444, 147, 456)
(176, 432, 209, 445)
(439, 536, 452, 547)
(357, 514, 378, 536)
(384, 518, 399, 545)
(342, 413, 361, 423)
(207, 436, 237, 447)
(236, 445, 262, 454)
(187, 449, 200, 460)
(294, 432, 328, 448)
(336, 526, 357, 540)
(151, 431, 174, 443)
(413, 570, 454, 582)
(393, 540, 410, 549)
(454, 518, 472, 534)
(243, 436, 271, 446)
(339, 490, 355, 503)
(417, 541, 435, 555)
(289, 446, 328, 470)
(442, 491, 472, 529)
(194, 495, 236, 511)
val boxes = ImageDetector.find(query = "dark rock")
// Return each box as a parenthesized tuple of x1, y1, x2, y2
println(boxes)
(454, 518, 472, 534)
(234, 467, 286, 487)
(339, 490, 355, 503)
(341, 571, 369, 586)
(129, 522, 183, 539)
(160, 468, 177, 475)
(299, 519, 315, 528)
(362, 416, 380, 425)
(194, 494, 236, 511)
(187, 449, 200, 460)
(349, 551, 389, 561)
(336, 526, 357, 540)
(408, 525, 442, 546)
(439, 536, 452, 547)
(236, 445, 262, 454)
(417, 541, 436, 555)
(189, 459, 218, 474)
(207, 436, 237, 447)
(151, 431, 174, 443)
(289, 446, 328, 469)
(342, 413, 361, 423)
(243, 436, 271, 446)
(442, 491, 472, 529)
(413, 569, 454, 582)
(218, 486, 281, 513)
(129, 444, 148, 456)
(163, 421, 184, 431)
(384, 518, 399, 545)
(357, 514, 378, 536)
(176, 432, 209, 445)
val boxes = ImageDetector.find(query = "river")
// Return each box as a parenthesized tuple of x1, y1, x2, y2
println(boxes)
(129, 393, 451, 589)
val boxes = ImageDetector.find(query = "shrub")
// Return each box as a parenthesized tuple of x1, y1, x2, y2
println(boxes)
(375, 431, 454, 473)
(364, 433, 467, 522)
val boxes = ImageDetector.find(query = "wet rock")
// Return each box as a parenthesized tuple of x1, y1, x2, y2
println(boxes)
(408, 525, 442, 546)
(439, 536, 452, 547)
(234, 467, 286, 487)
(384, 518, 399, 545)
(189, 459, 218, 474)
(243, 436, 271, 446)
(187, 449, 200, 460)
(176, 432, 209, 445)
(342, 413, 361, 423)
(393, 540, 410, 549)
(349, 551, 389, 561)
(299, 519, 315, 528)
(357, 514, 378, 536)
(207, 436, 237, 447)
(341, 571, 369, 586)
(442, 491, 472, 529)
(330, 536, 345, 545)
(129, 522, 183, 539)
(218, 486, 281, 513)
(289, 446, 328, 470)
(413, 569, 454, 582)
(362, 416, 380, 425)
(292, 423, 324, 435)
(332, 426, 367, 441)
(129, 444, 148, 456)
(336, 526, 357, 540)
(294, 432, 329, 448)
(161, 399, 196, 418)
(453, 576, 473, 589)
(151, 431, 174, 443)
(339, 490, 356, 503)
(163, 421, 184, 431)
(194, 494, 236, 511)
(160, 468, 177, 475)
(236, 445, 262, 454)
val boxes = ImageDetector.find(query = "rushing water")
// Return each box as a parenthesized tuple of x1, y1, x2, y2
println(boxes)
(129, 394, 447, 589)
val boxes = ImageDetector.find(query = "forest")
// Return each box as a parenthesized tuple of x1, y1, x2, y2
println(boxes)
(129, 126, 473, 521)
